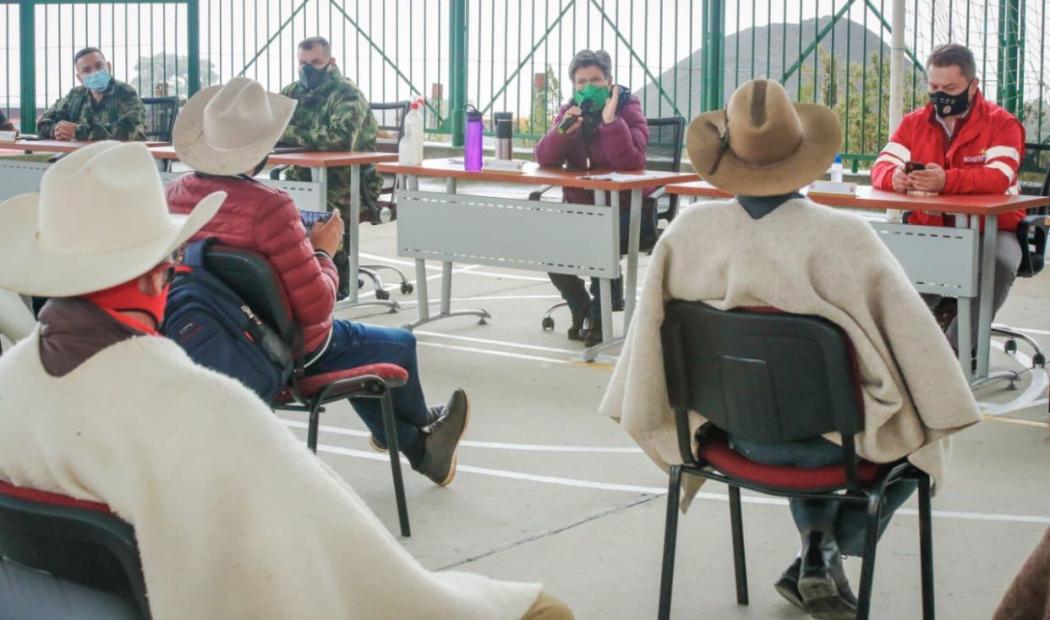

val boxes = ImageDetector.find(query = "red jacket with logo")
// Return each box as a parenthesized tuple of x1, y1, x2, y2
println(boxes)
(167, 173, 338, 355)
(870, 91, 1026, 231)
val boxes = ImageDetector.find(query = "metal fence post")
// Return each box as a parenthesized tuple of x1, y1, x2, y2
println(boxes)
(19, 0, 35, 133)
(449, 0, 468, 146)
(999, 0, 1021, 115)
(700, 0, 725, 112)
(187, 0, 201, 96)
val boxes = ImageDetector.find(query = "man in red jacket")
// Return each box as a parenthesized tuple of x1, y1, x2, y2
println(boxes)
(870, 43, 1025, 353)
(167, 78, 469, 486)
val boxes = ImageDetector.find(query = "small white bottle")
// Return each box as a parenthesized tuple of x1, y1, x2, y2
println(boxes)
(830, 153, 843, 183)
(398, 98, 425, 166)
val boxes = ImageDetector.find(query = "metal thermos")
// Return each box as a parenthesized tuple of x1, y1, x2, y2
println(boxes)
(494, 112, 513, 160)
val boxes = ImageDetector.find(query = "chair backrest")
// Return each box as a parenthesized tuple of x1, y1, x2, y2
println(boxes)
(661, 301, 864, 460)
(0, 481, 149, 618)
(645, 116, 686, 172)
(370, 101, 411, 153)
(202, 244, 300, 349)
(140, 96, 180, 143)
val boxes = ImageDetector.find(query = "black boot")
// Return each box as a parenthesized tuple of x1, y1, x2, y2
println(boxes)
(567, 301, 591, 341)
(583, 318, 604, 347)
(774, 557, 805, 611)
(797, 530, 857, 620)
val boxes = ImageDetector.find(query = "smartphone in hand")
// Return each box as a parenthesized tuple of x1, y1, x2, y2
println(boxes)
(904, 161, 926, 174)
(300, 209, 332, 230)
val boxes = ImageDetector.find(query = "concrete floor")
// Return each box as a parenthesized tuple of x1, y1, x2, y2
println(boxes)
(277, 193, 1050, 620)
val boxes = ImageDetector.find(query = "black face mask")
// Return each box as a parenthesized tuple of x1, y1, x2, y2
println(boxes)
(930, 81, 973, 118)
(299, 62, 330, 90)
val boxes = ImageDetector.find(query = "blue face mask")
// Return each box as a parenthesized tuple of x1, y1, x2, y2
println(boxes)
(82, 70, 112, 93)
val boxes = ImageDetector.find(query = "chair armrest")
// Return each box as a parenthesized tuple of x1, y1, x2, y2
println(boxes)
(269, 164, 290, 180)
(528, 185, 556, 201)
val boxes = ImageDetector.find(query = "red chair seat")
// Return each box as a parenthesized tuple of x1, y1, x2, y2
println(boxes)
(698, 433, 882, 491)
(0, 480, 113, 515)
(273, 363, 409, 404)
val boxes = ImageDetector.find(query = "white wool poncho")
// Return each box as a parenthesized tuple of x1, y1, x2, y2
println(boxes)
(0, 332, 540, 619)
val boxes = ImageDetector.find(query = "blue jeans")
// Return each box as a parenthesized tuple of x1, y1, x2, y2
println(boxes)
(729, 436, 917, 557)
(307, 320, 430, 467)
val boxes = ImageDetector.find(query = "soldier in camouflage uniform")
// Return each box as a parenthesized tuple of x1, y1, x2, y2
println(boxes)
(37, 47, 147, 142)
(278, 37, 383, 223)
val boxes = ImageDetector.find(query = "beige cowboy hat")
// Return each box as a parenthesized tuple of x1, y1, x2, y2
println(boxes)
(173, 76, 297, 176)
(686, 79, 842, 196)
(0, 141, 225, 297)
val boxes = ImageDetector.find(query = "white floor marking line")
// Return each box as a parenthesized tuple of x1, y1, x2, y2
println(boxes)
(417, 340, 575, 365)
(311, 442, 1050, 525)
(282, 419, 645, 453)
(414, 330, 583, 355)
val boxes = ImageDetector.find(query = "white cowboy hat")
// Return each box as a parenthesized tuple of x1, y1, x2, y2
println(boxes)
(173, 77, 297, 176)
(0, 141, 225, 297)
(687, 79, 842, 196)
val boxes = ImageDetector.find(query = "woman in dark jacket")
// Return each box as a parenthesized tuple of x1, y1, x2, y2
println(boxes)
(534, 49, 653, 346)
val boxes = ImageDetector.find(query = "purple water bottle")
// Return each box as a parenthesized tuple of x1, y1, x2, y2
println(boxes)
(464, 105, 484, 171)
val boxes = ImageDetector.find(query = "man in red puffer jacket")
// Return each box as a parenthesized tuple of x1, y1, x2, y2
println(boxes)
(870, 43, 1026, 353)
(167, 78, 469, 487)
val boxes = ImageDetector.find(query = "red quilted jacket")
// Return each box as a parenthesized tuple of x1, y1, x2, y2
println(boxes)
(166, 173, 338, 355)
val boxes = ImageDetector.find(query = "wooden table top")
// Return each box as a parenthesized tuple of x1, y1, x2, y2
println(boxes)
(148, 145, 398, 167)
(377, 158, 700, 191)
(665, 181, 1050, 216)
(1, 139, 169, 154)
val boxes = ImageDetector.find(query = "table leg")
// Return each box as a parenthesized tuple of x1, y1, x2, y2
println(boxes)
(624, 188, 642, 328)
(584, 189, 625, 363)
(957, 216, 973, 383)
(976, 214, 998, 378)
(403, 175, 490, 330)
(331, 165, 399, 313)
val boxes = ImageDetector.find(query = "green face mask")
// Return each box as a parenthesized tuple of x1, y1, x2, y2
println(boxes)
(573, 83, 610, 108)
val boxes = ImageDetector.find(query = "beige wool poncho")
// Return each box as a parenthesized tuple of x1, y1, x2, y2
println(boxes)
(600, 198, 982, 509)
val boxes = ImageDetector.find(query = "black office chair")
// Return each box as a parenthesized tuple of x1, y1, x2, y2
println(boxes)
(360, 100, 413, 299)
(991, 143, 1049, 368)
(0, 480, 149, 619)
(535, 115, 686, 333)
(140, 96, 180, 143)
(657, 301, 934, 620)
(203, 243, 411, 537)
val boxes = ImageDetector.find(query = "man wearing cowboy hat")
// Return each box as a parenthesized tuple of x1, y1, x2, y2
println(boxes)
(37, 47, 147, 142)
(601, 79, 980, 619)
(167, 77, 470, 488)
(0, 141, 573, 620)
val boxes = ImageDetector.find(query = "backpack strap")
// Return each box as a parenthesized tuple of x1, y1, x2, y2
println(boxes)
(182, 238, 216, 270)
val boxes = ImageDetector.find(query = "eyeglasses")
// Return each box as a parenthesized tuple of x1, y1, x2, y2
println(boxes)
(160, 246, 186, 284)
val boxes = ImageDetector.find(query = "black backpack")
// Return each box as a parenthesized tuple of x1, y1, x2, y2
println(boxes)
(163, 240, 293, 401)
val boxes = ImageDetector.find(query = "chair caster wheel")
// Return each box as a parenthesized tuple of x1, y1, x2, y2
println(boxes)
(401, 282, 414, 295)
(1005, 339, 1018, 354)
(541, 317, 555, 331)
(1034, 353, 1046, 368)
(375, 288, 391, 300)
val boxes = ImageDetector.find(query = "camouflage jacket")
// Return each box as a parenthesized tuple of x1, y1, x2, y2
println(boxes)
(37, 80, 147, 141)
(279, 66, 383, 216)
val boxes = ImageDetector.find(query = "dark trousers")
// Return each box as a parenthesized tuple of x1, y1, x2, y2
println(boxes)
(547, 204, 656, 322)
